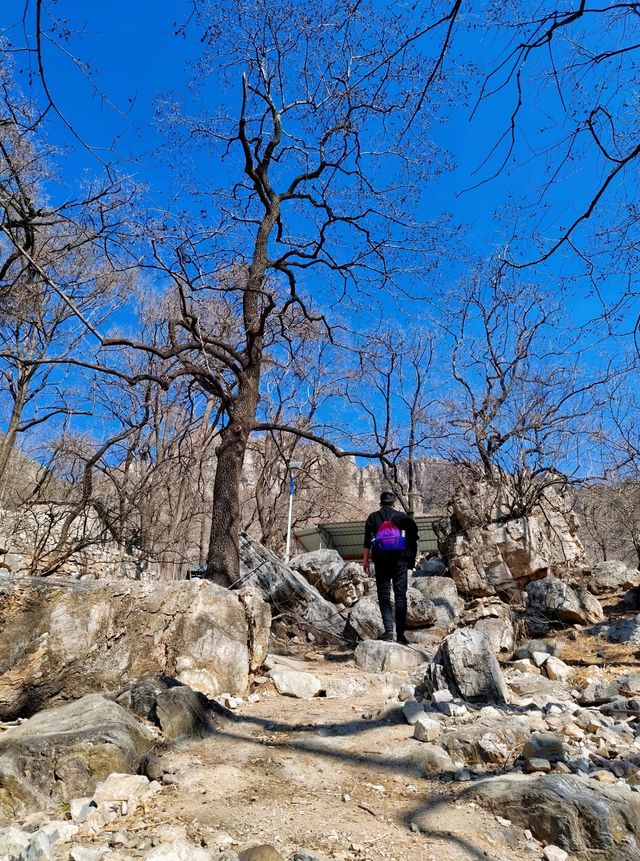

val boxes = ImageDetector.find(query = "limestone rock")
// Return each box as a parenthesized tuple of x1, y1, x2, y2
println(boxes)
(268, 669, 322, 699)
(526, 576, 604, 625)
(289, 551, 367, 607)
(405, 587, 437, 628)
(600, 614, 640, 646)
(505, 670, 573, 707)
(408, 743, 455, 775)
(473, 773, 640, 859)
(345, 594, 385, 641)
(239, 533, 345, 644)
(409, 576, 462, 625)
(0, 577, 270, 719)
(116, 675, 228, 741)
(144, 840, 214, 860)
(439, 480, 584, 599)
(413, 715, 441, 743)
(459, 597, 515, 654)
(523, 733, 566, 763)
(586, 560, 640, 595)
(438, 628, 509, 703)
(0, 694, 153, 820)
(441, 718, 530, 767)
(354, 640, 431, 673)
(544, 657, 572, 683)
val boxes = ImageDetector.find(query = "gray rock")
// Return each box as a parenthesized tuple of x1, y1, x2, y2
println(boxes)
(522, 733, 566, 763)
(410, 576, 462, 625)
(586, 561, 640, 595)
(116, 675, 227, 741)
(238, 846, 284, 861)
(526, 576, 604, 625)
(289, 551, 366, 607)
(505, 669, 574, 707)
(472, 772, 640, 859)
(402, 700, 425, 725)
(405, 587, 437, 628)
(0, 694, 153, 819)
(354, 640, 431, 672)
(544, 657, 572, 683)
(600, 614, 640, 646)
(441, 718, 530, 767)
(0, 577, 270, 719)
(439, 627, 509, 703)
(239, 533, 344, 644)
(513, 639, 560, 660)
(345, 595, 385, 641)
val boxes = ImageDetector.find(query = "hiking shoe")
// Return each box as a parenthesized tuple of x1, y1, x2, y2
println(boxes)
(396, 635, 410, 645)
(378, 631, 394, 642)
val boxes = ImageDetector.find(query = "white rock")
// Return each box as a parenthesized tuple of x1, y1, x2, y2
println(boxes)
(24, 831, 52, 861)
(413, 715, 441, 742)
(268, 668, 322, 699)
(70, 797, 96, 823)
(0, 826, 30, 859)
(143, 839, 213, 860)
(432, 689, 454, 705)
(69, 847, 110, 861)
(93, 773, 151, 806)
(543, 846, 568, 861)
(544, 656, 572, 683)
(531, 652, 550, 668)
(38, 820, 79, 843)
(403, 699, 425, 725)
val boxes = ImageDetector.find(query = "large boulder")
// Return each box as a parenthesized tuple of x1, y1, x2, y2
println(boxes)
(441, 717, 530, 768)
(410, 575, 462, 625)
(239, 533, 346, 643)
(345, 593, 385, 641)
(585, 561, 640, 595)
(439, 480, 584, 599)
(458, 597, 515, 654)
(406, 587, 437, 628)
(433, 627, 509, 703)
(0, 694, 154, 820)
(472, 773, 640, 860)
(354, 640, 431, 672)
(289, 551, 367, 607)
(526, 576, 604, 625)
(0, 576, 270, 719)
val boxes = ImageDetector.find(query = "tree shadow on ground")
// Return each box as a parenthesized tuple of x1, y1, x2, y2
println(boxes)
(202, 700, 521, 861)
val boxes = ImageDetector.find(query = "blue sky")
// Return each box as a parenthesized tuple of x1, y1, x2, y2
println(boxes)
(1, 0, 638, 476)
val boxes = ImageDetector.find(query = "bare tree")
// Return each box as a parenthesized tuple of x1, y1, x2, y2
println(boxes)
(434, 269, 612, 517)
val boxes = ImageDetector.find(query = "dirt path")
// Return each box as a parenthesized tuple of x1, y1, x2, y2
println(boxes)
(137, 655, 537, 861)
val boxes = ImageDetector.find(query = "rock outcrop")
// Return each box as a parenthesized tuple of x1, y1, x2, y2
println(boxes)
(473, 773, 640, 860)
(584, 560, 640, 595)
(0, 694, 154, 819)
(0, 576, 270, 719)
(438, 479, 584, 599)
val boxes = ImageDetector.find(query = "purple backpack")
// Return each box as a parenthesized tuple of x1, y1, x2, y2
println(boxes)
(373, 519, 407, 553)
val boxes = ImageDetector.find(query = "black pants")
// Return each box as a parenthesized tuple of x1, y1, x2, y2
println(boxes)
(374, 557, 408, 636)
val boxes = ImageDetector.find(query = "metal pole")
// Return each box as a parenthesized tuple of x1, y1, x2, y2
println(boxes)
(284, 461, 302, 564)
(285, 483, 294, 563)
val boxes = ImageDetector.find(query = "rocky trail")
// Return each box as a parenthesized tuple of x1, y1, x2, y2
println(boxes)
(45, 651, 533, 861)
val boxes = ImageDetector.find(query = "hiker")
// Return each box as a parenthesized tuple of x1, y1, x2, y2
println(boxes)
(362, 491, 419, 645)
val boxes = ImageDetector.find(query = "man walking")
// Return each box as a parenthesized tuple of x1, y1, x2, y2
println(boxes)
(363, 491, 419, 645)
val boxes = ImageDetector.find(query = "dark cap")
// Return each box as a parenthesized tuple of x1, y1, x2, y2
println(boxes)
(380, 490, 396, 505)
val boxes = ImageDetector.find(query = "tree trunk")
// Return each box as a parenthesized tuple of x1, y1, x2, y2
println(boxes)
(205, 416, 252, 586)
(205, 368, 260, 586)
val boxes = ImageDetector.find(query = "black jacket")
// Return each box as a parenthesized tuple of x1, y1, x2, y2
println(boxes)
(364, 506, 419, 563)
